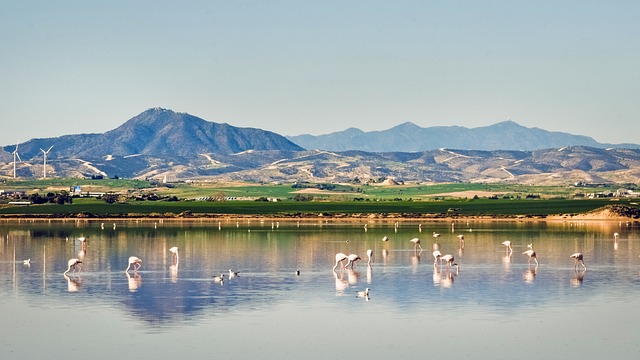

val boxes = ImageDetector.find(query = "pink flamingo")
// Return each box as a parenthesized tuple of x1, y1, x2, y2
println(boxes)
(125, 256, 142, 272)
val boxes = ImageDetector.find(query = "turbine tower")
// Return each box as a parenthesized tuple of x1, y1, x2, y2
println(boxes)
(12, 141, 21, 178)
(40, 145, 54, 178)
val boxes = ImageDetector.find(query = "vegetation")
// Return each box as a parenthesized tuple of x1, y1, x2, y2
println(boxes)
(0, 178, 636, 218)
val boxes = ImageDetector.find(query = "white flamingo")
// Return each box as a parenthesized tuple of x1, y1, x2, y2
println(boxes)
(409, 238, 423, 251)
(433, 232, 441, 239)
(125, 256, 142, 272)
(333, 252, 348, 270)
(570, 252, 586, 270)
(169, 246, 179, 262)
(440, 254, 455, 269)
(523, 249, 538, 266)
(367, 249, 373, 266)
(345, 254, 361, 269)
(502, 241, 513, 253)
(64, 258, 82, 275)
(432, 250, 442, 265)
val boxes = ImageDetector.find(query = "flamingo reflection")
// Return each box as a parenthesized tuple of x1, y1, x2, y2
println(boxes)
(333, 270, 348, 295)
(125, 271, 142, 292)
(571, 269, 586, 287)
(64, 274, 81, 292)
(523, 265, 537, 284)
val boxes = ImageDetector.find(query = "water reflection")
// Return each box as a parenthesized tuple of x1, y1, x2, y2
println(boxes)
(1, 219, 640, 359)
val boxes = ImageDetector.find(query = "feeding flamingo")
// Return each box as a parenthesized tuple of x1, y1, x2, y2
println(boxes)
(367, 249, 373, 266)
(333, 252, 348, 270)
(523, 249, 538, 266)
(570, 253, 586, 270)
(409, 238, 423, 251)
(502, 241, 513, 253)
(345, 254, 361, 269)
(64, 258, 82, 275)
(125, 256, 142, 272)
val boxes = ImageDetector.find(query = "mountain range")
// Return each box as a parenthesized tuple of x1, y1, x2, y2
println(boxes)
(1, 108, 639, 184)
(286, 121, 639, 152)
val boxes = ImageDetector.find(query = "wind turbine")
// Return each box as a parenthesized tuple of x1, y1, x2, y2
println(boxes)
(12, 141, 21, 178)
(40, 145, 54, 178)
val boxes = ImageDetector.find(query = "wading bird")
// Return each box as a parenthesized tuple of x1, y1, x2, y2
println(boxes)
(440, 254, 455, 269)
(502, 241, 513, 253)
(64, 258, 82, 275)
(125, 256, 142, 272)
(409, 238, 423, 251)
(523, 249, 538, 266)
(433, 232, 441, 239)
(432, 250, 442, 265)
(570, 252, 587, 270)
(169, 247, 179, 262)
(345, 254, 361, 269)
(367, 249, 373, 266)
(333, 253, 348, 270)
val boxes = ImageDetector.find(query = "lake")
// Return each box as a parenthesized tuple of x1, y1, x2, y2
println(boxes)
(1, 219, 639, 359)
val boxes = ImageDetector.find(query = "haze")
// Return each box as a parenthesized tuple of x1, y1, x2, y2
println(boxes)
(1, 1, 639, 147)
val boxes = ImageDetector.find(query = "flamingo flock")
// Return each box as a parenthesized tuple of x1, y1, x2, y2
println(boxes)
(45, 222, 625, 297)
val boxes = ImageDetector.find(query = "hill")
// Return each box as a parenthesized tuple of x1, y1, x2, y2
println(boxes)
(286, 120, 640, 152)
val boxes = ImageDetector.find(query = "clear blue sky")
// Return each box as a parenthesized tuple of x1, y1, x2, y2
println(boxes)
(1, 0, 639, 147)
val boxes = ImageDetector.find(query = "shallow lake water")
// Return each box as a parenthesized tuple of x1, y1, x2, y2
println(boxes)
(1, 219, 639, 359)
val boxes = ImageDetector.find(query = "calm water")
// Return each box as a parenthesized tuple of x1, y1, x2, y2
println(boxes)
(1, 219, 639, 359)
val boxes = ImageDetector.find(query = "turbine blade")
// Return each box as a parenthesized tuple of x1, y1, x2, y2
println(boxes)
(47, 145, 54, 153)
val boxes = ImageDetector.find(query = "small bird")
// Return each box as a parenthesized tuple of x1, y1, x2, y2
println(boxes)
(356, 288, 370, 298)
(213, 274, 225, 283)
(64, 258, 82, 275)
(570, 253, 587, 270)
(523, 249, 538, 266)
(382, 236, 389, 242)
(410, 238, 423, 251)
(229, 269, 240, 279)
(502, 241, 513, 252)
(125, 256, 142, 272)
(23, 258, 31, 265)
(295, 269, 300, 276)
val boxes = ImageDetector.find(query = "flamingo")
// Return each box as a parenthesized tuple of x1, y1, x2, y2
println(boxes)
(367, 249, 373, 266)
(356, 288, 370, 298)
(345, 254, 361, 269)
(440, 254, 455, 269)
(523, 249, 538, 266)
(169, 246, 179, 262)
(64, 258, 82, 275)
(570, 253, 586, 270)
(457, 234, 465, 242)
(125, 256, 142, 272)
(409, 238, 423, 251)
(433, 232, 441, 239)
(333, 252, 348, 270)
(502, 241, 513, 253)
(614, 232, 619, 242)
(432, 250, 442, 265)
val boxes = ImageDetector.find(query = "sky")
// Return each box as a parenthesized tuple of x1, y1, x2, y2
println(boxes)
(1, 0, 639, 147)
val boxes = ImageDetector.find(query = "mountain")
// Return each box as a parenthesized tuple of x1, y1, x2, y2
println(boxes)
(286, 121, 639, 152)
(2, 108, 303, 160)
(1, 109, 640, 184)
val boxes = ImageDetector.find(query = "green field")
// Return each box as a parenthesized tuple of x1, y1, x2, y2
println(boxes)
(0, 178, 632, 217)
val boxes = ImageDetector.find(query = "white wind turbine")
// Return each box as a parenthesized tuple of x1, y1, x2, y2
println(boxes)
(40, 145, 54, 178)
(12, 141, 22, 178)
